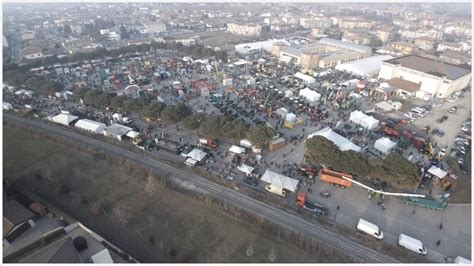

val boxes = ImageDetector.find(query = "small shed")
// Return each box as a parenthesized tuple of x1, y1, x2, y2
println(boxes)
(269, 137, 287, 151)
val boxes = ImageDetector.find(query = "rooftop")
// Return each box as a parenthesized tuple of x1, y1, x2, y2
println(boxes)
(384, 55, 471, 80)
(319, 38, 371, 54)
(386, 77, 421, 92)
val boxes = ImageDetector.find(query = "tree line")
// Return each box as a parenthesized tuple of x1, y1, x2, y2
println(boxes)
(305, 136, 419, 190)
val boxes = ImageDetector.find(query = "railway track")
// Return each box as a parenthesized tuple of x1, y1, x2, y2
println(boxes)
(4, 114, 399, 263)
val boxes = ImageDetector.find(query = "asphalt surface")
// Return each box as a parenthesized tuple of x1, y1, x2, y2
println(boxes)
(4, 113, 400, 263)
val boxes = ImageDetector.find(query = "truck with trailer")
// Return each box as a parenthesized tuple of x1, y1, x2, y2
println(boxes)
(398, 234, 427, 255)
(401, 196, 447, 210)
(357, 218, 384, 239)
(296, 192, 328, 216)
(319, 168, 353, 188)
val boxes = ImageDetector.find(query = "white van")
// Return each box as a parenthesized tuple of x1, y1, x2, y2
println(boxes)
(265, 185, 285, 197)
(357, 219, 383, 239)
(398, 234, 427, 255)
(453, 256, 471, 264)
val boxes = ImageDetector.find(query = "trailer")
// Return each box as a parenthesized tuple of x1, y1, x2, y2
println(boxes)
(296, 192, 328, 216)
(402, 196, 447, 210)
(319, 168, 353, 188)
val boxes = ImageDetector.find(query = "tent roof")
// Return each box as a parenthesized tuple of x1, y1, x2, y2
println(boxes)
(374, 137, 397, 153)
(186, 148, 207, 161)
(428, 166, 447, 179)
(126, 131, 140, 138)
(294, 72, 316, 83)
(307, 127, 361, 152)
(237, 164, 255, 175)
(260, 170, 299, 192)
(52, 113, 79, 126)
(349, 110, 379, 129)
(335, 55, 394, 76)
(75, 119, 106, 131)
(229, 145, 245, 154)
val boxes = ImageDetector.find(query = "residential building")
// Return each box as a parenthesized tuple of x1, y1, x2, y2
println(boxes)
(226, 23, 262, 37)
(22, 46, 43, 60)
(439, 51, 471, 66)
(333, 16, 374, 30)
(143, 22, 167, 33)
(377, 27, 394, 43)
(378, 55, 471, 100)
(437, 42, 464, 53)
(414, 38, 435, 51)
(341, 32, 372, 46)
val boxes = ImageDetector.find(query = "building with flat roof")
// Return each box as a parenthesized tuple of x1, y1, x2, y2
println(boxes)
(378, 55, 471, 100)
(227, 23, 262, 37)
(319, 38, 372, 56)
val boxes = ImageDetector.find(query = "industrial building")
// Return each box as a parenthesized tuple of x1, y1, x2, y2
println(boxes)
(51, 113, 79, 126)
(74, 119, 107, 134)
(378, 55, 471, 100)
(272, 38, 372, 70)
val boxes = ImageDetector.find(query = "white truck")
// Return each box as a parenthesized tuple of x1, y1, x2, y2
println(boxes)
(398, 234, 427, 255)
(357, 219, 384, 239)
(265, 185, 285, 197)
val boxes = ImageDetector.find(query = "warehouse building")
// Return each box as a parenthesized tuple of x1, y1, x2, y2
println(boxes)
(378, 55, 471, 100)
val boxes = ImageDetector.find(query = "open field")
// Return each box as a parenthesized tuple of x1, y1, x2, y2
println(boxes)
(3, 124, 347, 263)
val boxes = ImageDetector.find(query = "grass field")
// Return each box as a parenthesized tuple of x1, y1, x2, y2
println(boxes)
(3, 124, 350, 263)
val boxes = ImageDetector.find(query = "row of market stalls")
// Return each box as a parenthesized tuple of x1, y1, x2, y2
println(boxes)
(50, 113, 139, 141)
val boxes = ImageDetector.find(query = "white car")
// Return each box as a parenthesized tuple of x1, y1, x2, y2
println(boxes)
(447, 96, 458, 103)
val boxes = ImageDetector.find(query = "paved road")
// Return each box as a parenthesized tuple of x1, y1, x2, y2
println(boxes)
(4, 113, 399, 263)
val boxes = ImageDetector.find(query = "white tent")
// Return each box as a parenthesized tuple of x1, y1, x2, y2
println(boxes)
(229, 145, 246, 155)
(374, 137, 397, 154)
(335, 55, 394, 76)
(376, 101, 395, 112)
(185, 158, 198, 166)
(260, 170, 299, 193)
(299, 87, 321, 102)
(307, 127, 361, 152)
(52, 113, 79, 126)
(126, 130, 140, 139)
(428, 166, 447, 179)
(240, 139, 252, 148)
(186, 148, 207, 162)
(349, 110, 379, 130)
(237, 164, 255, 175)
(294, 72, 315, 84)
(74, 119, 106, 134)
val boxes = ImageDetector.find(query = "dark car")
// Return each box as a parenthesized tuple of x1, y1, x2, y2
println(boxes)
(244, 178, 258, 187)
(436, 130, 445, 137)
(436, 116, 448, 123)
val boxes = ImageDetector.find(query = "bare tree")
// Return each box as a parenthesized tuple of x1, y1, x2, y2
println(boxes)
(113, 202, 131, 226)
(145, 175, 159, 196)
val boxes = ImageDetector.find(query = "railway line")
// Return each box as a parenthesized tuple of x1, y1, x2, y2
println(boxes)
(4, 113, 399, 263)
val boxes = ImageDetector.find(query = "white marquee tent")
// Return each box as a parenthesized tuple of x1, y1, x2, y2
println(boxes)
(299, 87, 321, 102)
(74, 119, 106, 134)
(307, 127, 361, 152)
(374, 137, 397, 154)
(52, 113, 79, 126)
(186, 148, 207, 162)
(260, 170, 299, 193)
(229, 145, 246, 155)
(237, 164, 255, 175)
(349, 110, 379, 130)
(294, 72, 316, 84)
(428, 166, 447, 179)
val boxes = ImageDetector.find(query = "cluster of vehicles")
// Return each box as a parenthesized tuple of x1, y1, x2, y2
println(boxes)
(452, 118, 471, 174)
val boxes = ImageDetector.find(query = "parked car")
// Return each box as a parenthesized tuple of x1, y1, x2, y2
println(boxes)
(436, 130, 445, 137)
(449, 107, 458, 114)
(436, 116, 448, 123)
